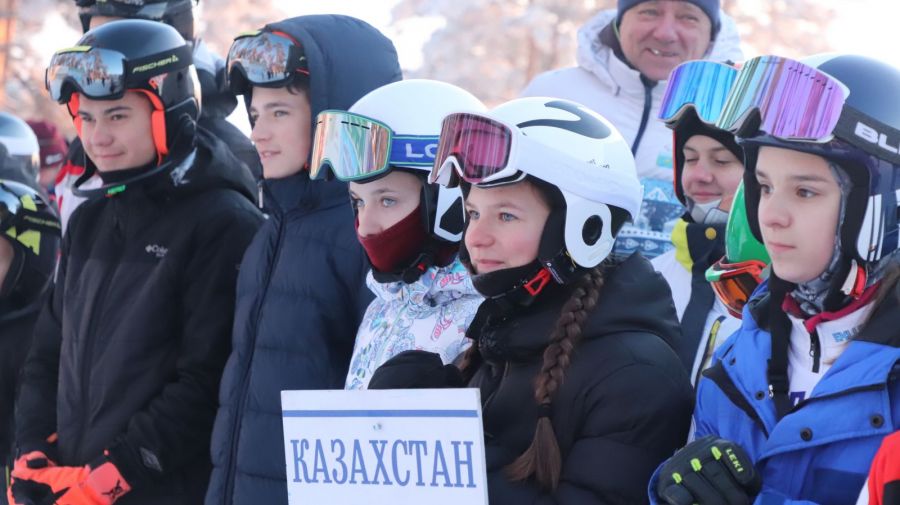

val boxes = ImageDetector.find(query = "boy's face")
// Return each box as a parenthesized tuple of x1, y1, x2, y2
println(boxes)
(78, 91, 158, 172)
(249, 86, 311, 179)
(755, 146, 842, 284)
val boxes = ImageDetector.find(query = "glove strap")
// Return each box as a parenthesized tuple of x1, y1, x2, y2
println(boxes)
(86, 461, 132, 505)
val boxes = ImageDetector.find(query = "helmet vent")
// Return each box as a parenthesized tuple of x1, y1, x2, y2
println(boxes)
(582, 215, 603, 246)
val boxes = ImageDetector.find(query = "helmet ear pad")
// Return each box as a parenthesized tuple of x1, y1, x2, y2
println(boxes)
(432, 184, 465, 242)
(133, 90, 169, 162)
(561, 192, 616, 267)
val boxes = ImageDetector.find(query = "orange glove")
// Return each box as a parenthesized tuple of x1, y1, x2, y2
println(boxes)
(13, 464, 89, 496)
(12, 450, 56, 474)
(8, 442, 59, 505)
(50, 461, 131, 505)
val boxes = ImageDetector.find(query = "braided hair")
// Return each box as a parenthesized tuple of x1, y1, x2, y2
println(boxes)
(460, 266, 607, 490)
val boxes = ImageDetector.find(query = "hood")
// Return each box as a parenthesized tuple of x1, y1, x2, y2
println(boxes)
(193, 39, 237, 120)
(265, 15, 403, 137)
(366, 256, 481, 309)
(575, 8, 743, 88)
(167, 127, 257, 204)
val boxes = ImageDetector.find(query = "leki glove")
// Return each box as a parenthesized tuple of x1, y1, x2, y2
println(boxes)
(657, 435, 762, 505)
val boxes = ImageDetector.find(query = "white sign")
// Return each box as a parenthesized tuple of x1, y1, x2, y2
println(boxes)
(281, 388, 489, 505)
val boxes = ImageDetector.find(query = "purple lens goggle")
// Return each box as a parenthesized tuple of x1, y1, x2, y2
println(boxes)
(714, 55, 850, 142)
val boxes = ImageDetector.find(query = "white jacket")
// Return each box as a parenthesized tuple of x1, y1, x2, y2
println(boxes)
(345, 257, 483, 390)
(522, 9, 743, 259)
(653, 244, 741, 386)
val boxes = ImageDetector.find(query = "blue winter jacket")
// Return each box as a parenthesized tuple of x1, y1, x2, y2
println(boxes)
(650, 280, 900, 505)
(205, 15, 402, 505)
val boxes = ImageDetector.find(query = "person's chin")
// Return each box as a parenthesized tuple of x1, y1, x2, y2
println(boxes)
(262, 160, 304, 180)
(771, 260, 817, 285)
(473, 261, 505, 274)
(637, 54, 681, 81)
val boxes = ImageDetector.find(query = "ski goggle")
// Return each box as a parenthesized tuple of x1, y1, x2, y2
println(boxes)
(311, 110, 440, 182)
(715, 55, 849, 142)
(429, 112, 588, 189)
(46, 44, 192, 103)
(706, 258, 767, 319)
(226, 30, 307, 92)
(658, 60, 738, 125)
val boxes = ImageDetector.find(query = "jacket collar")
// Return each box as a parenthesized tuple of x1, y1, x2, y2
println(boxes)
(366, 256, 481, 309)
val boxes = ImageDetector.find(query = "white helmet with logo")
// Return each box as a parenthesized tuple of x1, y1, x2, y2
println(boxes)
(349, 79, 486, 242)
(468, 97, 642, 278)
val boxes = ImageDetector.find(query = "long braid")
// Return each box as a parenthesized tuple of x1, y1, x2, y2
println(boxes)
(505, 266, 606, 490)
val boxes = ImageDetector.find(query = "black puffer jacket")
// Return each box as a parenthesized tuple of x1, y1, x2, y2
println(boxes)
(204, 15, 402, 505)
(470, 254, 694, 504)
(14, 130, 263, 505)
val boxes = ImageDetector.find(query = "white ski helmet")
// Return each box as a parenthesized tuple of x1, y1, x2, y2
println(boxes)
(348, 79, 486, 242)
(436, 97, 642, 276)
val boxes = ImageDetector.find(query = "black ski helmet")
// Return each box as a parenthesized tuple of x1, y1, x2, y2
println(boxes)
(76, 0, 197, 41)
(47, 19, 201, 195)
(0, 113, 41, 187)
(738, 54, 900, 307)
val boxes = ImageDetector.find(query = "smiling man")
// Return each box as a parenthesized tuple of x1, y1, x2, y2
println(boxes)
(522, 0, 743, 260)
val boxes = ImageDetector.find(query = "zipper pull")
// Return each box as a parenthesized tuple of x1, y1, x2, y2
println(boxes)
(257, 180, 264, 210)
(809, 329, 822, 374)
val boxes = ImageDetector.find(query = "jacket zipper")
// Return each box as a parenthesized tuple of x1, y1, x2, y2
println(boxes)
(630, 79, 654, 155)
(809, 329, 822, 374)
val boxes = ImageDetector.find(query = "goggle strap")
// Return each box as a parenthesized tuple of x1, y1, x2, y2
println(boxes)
(126, 44, 193, 84)
(833, 106, 900, 166)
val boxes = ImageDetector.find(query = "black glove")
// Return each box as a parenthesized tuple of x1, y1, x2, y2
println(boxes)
(9, 477, 57, 505)
(368, 350, 465, 390)
(657, 435, 761, 505)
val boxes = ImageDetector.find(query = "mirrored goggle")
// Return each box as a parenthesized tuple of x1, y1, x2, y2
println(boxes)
(659, 60, 738, 125)
(309, 111, 394, 181)
(430, 113, 515, 187)
(227, 30, 306, 90)
(46, 47, 127, 103)
(715, 55, 848, 142)
(707, 259, 766, 318)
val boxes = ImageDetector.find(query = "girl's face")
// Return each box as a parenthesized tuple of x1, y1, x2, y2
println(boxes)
(755, 146, 842, 284)
(249, 86, 311, 179)
(350, 171, 423, 237)
(464, 181, 551, 274)
(681, 134, 744, 212)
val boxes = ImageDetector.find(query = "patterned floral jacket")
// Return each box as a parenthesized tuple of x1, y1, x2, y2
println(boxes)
(345, 257, 482, 390)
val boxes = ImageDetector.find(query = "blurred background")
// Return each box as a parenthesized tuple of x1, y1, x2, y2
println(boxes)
(3, 0, 898, 137)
